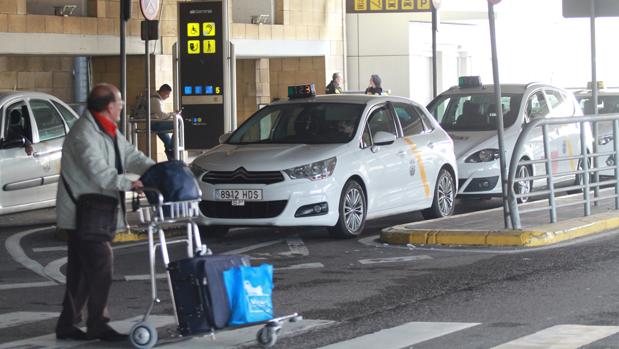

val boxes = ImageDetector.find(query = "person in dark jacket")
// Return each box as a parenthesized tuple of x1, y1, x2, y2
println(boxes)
(325, 72, 343, 94)
(365, 74, 383, 95)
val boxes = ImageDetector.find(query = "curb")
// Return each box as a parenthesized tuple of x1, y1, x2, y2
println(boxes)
(54, 226, 187, 243)
(381, 211, 619, 247)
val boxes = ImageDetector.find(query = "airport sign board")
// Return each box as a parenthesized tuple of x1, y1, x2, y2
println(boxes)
(346, 0, 436, 13)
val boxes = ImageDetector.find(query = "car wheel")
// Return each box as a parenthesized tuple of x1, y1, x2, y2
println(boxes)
(328, 180, 366, 239)
(514, 164, 532, 204)
(198, 225, 229, 239)
(567, 157, 593, 194)
(422, 169, 455, 219)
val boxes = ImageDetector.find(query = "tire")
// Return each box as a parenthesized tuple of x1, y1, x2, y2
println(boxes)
(514, 164, 533, 204)
(129, 322, 157, 349)
(567, 157, 593, 194)
(328, 180, 366, 239)
(198, 225, 229, 239)
(422, 168, 455, 219)
(257, 327, 278, 347)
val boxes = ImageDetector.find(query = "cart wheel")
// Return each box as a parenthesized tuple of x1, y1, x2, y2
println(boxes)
(290, 315, 303, 322)
(257, 327, 278, 347)
(129, 322, 158, 349)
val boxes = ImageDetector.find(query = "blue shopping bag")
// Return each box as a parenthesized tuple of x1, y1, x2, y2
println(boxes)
(223, 264, 274, 326)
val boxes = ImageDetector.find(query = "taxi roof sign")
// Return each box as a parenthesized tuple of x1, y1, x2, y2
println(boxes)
(288, 84, 316, 99)
(458, 76, 482, 88)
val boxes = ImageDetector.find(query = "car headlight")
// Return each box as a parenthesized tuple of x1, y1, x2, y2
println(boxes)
(465, 149, 500, 163)
(598, 135, 613, 145)
(189, 162, 208, 178)
(284, 157, 337, 181)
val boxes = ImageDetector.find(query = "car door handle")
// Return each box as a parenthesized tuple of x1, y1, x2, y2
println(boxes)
(427, 142, 434, 149)
(33, 149, 61, 158)
(397, 150, 407, 157)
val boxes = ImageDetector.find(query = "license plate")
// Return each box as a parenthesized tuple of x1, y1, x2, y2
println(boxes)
(215, 189, 263, 201)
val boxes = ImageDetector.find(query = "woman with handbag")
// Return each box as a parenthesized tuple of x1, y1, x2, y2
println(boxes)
(55, 84, 155, 342)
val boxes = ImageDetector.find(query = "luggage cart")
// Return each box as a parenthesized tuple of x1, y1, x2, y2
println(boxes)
(128, 188, 301, 349)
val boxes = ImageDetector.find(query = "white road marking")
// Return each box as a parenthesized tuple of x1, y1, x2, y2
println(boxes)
(491, 324, 619, 349)
(5, 227, 57, 283)
(124, 273, 167, 281)
(0, 312, 59, 330)
(43, 257, 67, 284)
(277, 262, 324, 270)
(0, 281, 57, 291)
(32, 246, 67, 253)
(316, 321, 479, 349)
(279, 236, 309, 257)
(223, 240, 284, 255)
(0, 315, 173, 349)
(358, 255, 432, 264)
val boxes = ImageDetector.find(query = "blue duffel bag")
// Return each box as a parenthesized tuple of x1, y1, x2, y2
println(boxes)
(140, 160, 201, 204)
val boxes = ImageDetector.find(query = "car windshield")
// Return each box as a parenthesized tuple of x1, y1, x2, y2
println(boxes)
(577, 95, 619, 114)
(227, 102, 365, 144)
(428, 93, 523, 131)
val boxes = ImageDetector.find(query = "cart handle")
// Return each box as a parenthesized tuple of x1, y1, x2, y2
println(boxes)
(137, 187, 165, 207)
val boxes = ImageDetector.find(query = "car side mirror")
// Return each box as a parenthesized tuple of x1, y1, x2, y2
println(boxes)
(218, 132, 232, 144)
(373, 131, 396, 146)
(1, 137, 26, 149)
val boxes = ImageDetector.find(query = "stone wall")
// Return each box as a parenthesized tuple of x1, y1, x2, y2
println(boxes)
(0, 55, 74, 102)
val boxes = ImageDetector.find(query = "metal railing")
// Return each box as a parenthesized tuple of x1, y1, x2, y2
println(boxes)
(507, 113, 619, 229)
(128, 112, 185, 161)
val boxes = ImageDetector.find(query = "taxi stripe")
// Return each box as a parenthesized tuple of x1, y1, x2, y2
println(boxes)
(566, 139, 576, 171)
(403, 138, 431, 198)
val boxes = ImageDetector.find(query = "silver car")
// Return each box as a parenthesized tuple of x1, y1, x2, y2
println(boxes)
(0, 91, 79, 215)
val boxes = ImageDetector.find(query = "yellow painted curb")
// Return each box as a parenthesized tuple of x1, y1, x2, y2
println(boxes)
(381, 211, 619, 247)
(55, 227, 186, 243)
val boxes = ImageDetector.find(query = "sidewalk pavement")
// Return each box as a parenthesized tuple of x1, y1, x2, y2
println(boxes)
(382, 189, 619, 248)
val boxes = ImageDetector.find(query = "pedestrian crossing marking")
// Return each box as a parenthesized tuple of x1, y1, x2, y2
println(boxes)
(0, 312, 59, 330)
(316, 322, 479, 349)
(491, 324, 619, 349)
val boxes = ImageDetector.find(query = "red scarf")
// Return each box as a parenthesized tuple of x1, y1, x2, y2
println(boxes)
(92, 112, 117, 138)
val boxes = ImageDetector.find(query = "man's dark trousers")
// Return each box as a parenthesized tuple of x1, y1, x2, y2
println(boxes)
(56, 230, 113, 334)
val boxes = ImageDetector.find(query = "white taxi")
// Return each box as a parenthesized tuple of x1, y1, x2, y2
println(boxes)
(427, 77, 589, 203)
(190, 85, 458, 238)
(0, 91, 80, 215)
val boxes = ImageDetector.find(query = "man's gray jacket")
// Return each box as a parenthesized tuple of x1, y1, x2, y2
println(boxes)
(56, 110, 155, 231)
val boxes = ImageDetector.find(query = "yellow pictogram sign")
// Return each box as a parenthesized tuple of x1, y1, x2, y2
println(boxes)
(369, 0, 383, 10)
(354, 0, 367, 11)
(187, 22, 200, 37)
(187, 40, 200, 54)
(386, 0, 398, 10)
(203, 40, 216, 54)
(203, 22, 215, 36)
(401, 0, 414, 10)
(417, 0, 431, 10)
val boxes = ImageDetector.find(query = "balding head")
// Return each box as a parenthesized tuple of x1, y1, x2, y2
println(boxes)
(87, 83, 123, 122)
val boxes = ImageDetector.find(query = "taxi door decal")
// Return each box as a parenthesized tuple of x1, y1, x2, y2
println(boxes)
(566, 139, 576, 171)
(403, 138, 431, 198)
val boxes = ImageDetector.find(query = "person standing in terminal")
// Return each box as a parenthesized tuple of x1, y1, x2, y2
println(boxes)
(55, 83, 154, 341)
(365, 74, 384, 95)
(149, 84, 176, 160)
(325, 72, 343, 94)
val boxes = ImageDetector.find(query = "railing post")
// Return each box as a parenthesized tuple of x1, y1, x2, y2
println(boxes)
(614, 118, 619, 209)
(580, 120, 591, 216)
(542, 124, 557, 223)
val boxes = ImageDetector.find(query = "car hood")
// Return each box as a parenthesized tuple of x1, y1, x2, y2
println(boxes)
(193, 143, 347, 171)
(447, 131, 500, 159)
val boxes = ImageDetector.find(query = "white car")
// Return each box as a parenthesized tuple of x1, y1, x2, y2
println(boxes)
(190, 86, 458, 238)
(573, 87, 619, 176)
(427, 77, 590, 203)
(0, 91, 80, 215)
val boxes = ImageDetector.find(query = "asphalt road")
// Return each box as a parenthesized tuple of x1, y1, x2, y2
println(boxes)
(3, 199, 619, 348)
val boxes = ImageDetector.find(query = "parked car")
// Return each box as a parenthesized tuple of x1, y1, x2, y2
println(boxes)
(427, 77, 591, 203)
(190, 85, 458, 238)
(572, 87, 619, 176)
(0, 91, 79, 215)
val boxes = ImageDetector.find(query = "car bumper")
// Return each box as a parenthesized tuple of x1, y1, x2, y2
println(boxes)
(196, 176, 341, 227)
(457, 161, 503, 196)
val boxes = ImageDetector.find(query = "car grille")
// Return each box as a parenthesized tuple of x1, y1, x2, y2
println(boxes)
(199, 200, 287, 219)
(202, 168, 285, 185)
